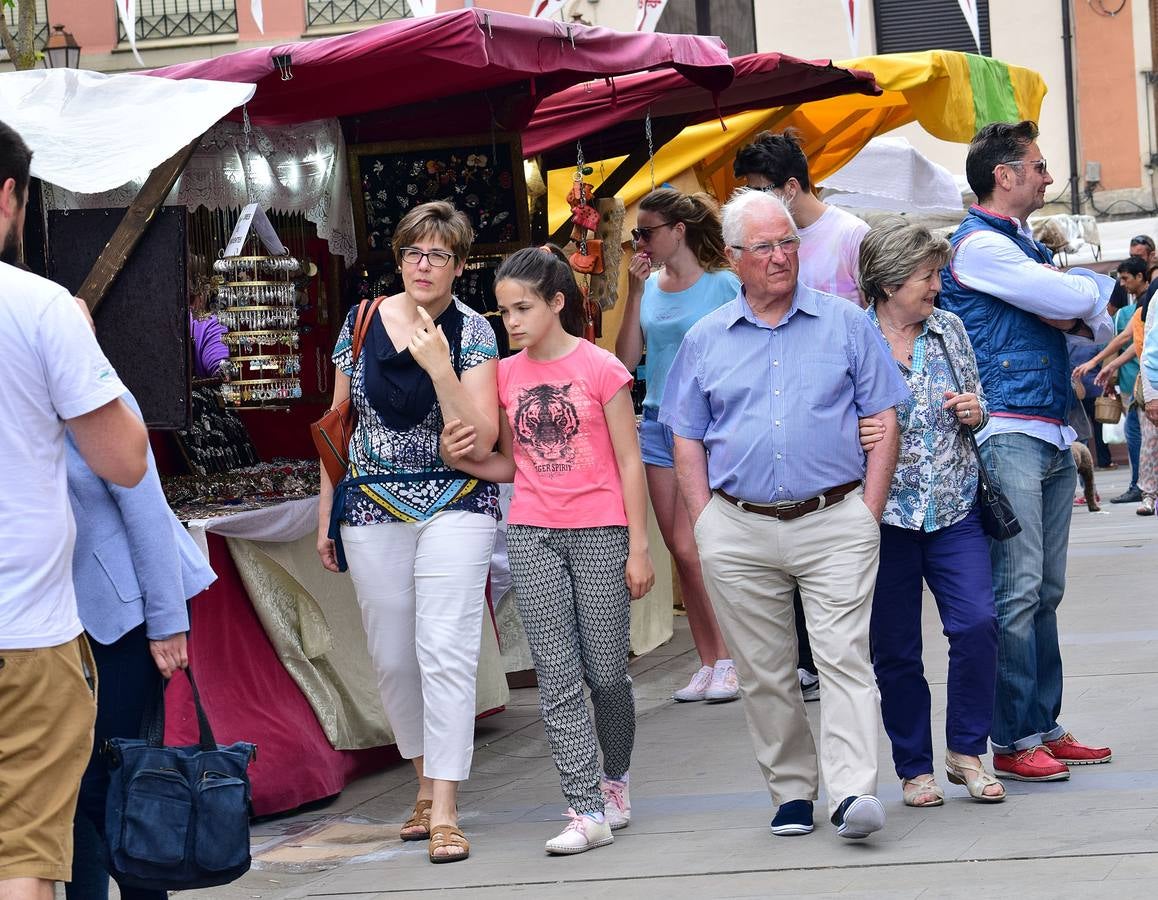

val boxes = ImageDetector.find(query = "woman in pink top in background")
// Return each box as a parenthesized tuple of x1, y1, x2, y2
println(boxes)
(441, 246, 654, 857)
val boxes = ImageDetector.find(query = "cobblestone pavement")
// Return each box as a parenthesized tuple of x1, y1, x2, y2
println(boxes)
(175, 467, 1157, 900)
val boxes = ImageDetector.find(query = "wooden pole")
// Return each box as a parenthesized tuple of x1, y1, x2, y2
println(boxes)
(76, 138, 201, 313)
(548, 117, 687, 246)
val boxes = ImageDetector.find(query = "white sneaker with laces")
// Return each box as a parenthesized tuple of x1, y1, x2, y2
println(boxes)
(704, 662, 740, 702)
(673, 665, 713, 702)
(600, 774, 631, 830)
(544, 809, 613, 855)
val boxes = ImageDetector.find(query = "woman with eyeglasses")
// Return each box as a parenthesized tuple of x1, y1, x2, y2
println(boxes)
(316, 201, 500, 864)
(614, 188, 742, 704)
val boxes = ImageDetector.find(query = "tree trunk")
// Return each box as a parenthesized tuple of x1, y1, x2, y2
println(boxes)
(0, 0, 39, 70)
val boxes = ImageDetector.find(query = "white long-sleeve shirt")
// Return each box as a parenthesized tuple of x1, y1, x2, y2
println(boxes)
(951, 217, 1116, 449)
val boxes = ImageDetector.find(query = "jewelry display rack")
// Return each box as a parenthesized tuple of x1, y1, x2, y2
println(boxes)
(212, 252, 303, 407)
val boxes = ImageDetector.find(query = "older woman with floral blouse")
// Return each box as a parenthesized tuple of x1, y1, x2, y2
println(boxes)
(859, 222, 1004, 807)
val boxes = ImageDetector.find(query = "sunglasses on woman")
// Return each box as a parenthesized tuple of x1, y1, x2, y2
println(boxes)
(630, 221, 677, 243)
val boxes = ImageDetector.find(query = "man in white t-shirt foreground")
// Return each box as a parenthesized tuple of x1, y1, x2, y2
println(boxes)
(0, 120, 149, 900)
(733, 130, 870, 307)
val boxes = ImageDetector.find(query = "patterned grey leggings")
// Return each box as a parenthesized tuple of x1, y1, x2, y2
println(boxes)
(506, 524, 636, 815)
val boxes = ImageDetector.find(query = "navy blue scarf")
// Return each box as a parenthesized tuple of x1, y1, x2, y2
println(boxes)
(362, 301, 464, 430)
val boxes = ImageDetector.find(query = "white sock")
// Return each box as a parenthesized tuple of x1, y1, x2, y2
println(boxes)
(713, 658, 734, 673)
(584, 810, 606, 823)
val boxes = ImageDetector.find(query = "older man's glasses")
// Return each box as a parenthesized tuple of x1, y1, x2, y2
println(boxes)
(630, 222, 676, 243)
(399, 247, 455, 267)
(999, 158, 1049, 175)
(728, 236, 801, 259)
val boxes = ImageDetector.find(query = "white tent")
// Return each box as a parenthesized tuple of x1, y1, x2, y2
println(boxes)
(818, 135, 964, 217)
(0, 68, 254, 193)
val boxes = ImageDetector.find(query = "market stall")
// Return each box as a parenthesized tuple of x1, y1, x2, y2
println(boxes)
(6, 9, 734, 815)
(535, 49, 1046, 233)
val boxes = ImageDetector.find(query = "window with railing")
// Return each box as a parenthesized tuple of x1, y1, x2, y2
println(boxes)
(306, 0, 409, 31)
(118, 0, 238, 43)
(2, 0, 50, 52)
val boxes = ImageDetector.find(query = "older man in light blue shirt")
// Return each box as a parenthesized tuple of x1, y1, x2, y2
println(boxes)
(661, 190, 907, 842)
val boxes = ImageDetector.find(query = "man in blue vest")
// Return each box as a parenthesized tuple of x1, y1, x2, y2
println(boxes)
(940, 121, 1115, 783)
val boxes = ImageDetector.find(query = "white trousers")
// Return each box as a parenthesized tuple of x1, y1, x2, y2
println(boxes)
(340, 511, 497, 781)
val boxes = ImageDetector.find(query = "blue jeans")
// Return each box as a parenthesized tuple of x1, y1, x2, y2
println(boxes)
(1125, 404, 1141, 491)
(980, 433, 1074, 754)
(870, 507, 998, 778)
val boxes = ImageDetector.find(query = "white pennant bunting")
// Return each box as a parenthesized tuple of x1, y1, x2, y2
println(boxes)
(529, 0, 571, 18)
(957, 0, 982, 54)
(841, 0, 863, 58)
(113, 0, 143, 66)
(251, 0, 264, 33)
(634, 0, 670, 32)
(407, 0, 436, 17)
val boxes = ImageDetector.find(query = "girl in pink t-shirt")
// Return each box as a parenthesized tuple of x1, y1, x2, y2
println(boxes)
(442, 246, 653, 857)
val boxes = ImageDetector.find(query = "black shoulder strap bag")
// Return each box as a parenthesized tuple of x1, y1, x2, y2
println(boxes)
(934, 332, 1022, 541)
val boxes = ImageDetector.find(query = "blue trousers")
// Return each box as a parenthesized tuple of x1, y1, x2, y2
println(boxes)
(981, 432, 1074, 753)
(67, 624, 166, 900)
(870, 506, 998, 778)
(1126, 404, 1141, 491)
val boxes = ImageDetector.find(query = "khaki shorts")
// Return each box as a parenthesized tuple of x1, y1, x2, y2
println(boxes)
(0, 635, 96, 882)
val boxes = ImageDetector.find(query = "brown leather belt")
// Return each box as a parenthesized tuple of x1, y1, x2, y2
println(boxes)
(715, 481, 861, 521)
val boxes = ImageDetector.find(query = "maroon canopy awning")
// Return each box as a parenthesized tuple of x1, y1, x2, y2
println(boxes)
(522, 51, 881, 162)
(148, 9, 734, 137)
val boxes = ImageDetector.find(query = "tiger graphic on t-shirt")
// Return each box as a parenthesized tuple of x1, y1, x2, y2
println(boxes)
(513, 383, 580, 465)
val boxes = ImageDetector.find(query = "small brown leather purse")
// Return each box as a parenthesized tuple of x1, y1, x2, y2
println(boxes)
(310, 297, 384, 485)
(569, 240, 604, 275)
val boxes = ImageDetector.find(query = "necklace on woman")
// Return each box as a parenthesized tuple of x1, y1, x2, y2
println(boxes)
(879, 318, 919, 363)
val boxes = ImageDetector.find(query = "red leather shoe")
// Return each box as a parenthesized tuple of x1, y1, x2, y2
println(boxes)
(993, 747, 1070, 782)
(1043, 732, 1112, 765)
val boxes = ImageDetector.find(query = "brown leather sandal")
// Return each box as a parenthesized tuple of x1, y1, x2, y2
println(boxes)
(400, 799, 432, 841)
(428, 824, 470, 863)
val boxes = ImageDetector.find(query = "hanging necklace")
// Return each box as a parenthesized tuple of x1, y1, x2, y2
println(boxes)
(879, 318, 919, 363)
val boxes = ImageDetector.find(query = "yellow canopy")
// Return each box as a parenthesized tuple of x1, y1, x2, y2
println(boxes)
(547, 50, 1047, 230)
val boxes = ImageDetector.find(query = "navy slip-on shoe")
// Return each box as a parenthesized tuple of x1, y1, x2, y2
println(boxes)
(831, 795, 885, 840)
(770, 799, 814, 836)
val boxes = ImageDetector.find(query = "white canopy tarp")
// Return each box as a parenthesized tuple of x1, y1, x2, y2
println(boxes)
(818, 135, 964, 216)
(0, 69, 254, 194)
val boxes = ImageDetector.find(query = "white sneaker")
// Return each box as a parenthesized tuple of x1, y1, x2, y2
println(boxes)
(673, 665, 713, 702)
(544, 809, 614, 855)
(799, 668, 820, 702)
(600, 775, 631, 830)
(704, 662, 740, 702)
(1137, 496, 1155, 516)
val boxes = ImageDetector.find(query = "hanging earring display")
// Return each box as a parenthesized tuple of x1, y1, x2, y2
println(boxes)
(215, 208, 304, 407)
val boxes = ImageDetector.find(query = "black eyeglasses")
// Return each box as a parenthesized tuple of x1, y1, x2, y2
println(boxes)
(399, 247, 456, 267)
(630, 222, 677, 243)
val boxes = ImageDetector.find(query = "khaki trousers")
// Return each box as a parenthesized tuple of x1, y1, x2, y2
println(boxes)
(694, 490, 881, 817)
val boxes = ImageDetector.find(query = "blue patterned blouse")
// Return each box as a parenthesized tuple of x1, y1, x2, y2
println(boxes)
(867, 305, 987, 532)
(332, 299, 500, 526)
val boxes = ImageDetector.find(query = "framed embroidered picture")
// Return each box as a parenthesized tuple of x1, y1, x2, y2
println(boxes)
(348, 133, 529, 259)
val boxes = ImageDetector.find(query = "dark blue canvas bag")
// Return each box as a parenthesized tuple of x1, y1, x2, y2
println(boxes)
(104, 665, 257, 891)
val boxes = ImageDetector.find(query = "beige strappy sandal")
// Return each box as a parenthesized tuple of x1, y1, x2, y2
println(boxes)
(945, 751, 1006, 802)
(400, 799, 432, 841)
(428, 824, 470, 863)
(902, 773, 944, 807)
